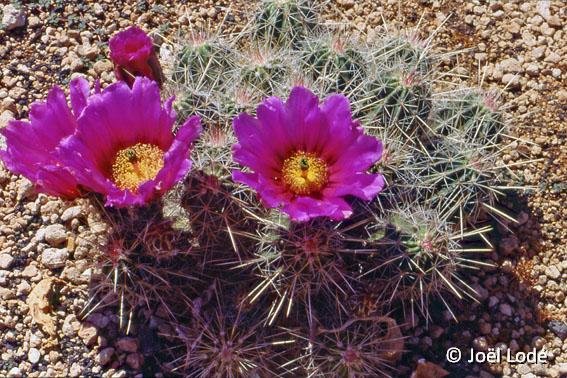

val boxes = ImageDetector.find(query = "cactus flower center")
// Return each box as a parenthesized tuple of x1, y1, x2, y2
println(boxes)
(282, 151, 329, 195)
(111, 143, 164, 191)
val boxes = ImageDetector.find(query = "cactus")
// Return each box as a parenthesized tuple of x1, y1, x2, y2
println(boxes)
(299, 34, 368, 94)
(244, 214, 352, 325)
(163, 0, 512, 335)
(434, 89, 507, 148)
(169, 282, 292, 376)
(370, 34, 434, 75)
(252, 0, 319, 48)
(235, 45, 290, 97)
(359, 68, 432, 136)
(84, 204, 195, 333)
(179, 172, 254, 265)
(417, 139, 503, 224)
(79, 1, 518, 374)
(362, 205, 493, 324)
(294, 316, 403, 377)
(173, 34, 234, 90)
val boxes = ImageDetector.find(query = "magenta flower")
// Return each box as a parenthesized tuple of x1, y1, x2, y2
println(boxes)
(0, 79, 92, 198)
(109, 26, 164, 87)
(232, 86, 385, 222)
(60, 77, 201, 207)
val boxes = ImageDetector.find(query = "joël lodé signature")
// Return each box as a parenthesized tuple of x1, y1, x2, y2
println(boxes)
(446, 347, 548, 364)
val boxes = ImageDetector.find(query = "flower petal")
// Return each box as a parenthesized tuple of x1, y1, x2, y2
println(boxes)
(69, 77, 91, 117)
(0, 85, 79, 197)
(325, 173, 385, 201)
(283, 196, 352, 222)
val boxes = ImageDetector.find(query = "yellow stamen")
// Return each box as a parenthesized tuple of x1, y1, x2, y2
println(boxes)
(282, 151, 328, 195)
(111, 143, 164, 192)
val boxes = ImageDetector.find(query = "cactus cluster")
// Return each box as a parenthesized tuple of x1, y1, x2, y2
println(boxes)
(84, 0, 514, 375)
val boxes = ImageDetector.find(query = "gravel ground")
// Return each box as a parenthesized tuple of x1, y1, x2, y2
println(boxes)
(0, 1, 565, 377)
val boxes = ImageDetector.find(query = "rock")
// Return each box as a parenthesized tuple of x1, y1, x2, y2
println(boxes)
(499, 303, 513, 316)
(78, 322, 98, 346)
(62, 314, 80, 337)
(116, 337, 138, 353)
(0, 287, 14, 299)
(207, 7, 217, 18)
(41, 248, 68, 269)
(77, 43, 100, 60)
(473, 336, 488, 351)
(21, 264, 39, 278)
(517, 364, 530, 375)
(0, 109, 14, 129)
(548, 320, 567, 340)
(545, 266, 560, 280)
(43, 224, 67, 247)
(505, 21, 521, 35)
(28, 15, 41, 28)
(60, 262, 90, 285)
(26, 278, 56, 336)
(28, 348, 41, 364)
(16, 178, 34, 201)
(0, 253, 14, 269)
(501, 74, 519, 88)
(96, 347, 114, 366)
(536, 0, 550, 19)
(547, 15, 561, 27)
(61, 206, 83, 222)
(7, 367, 22, 378)
(0, 270, 8, 285)
(93, 59, 113, 75)
(480, 322, 491, 335)
(69, 57, 84, 72)
(126, 353, 143, 370)
(526, 63, 539, 76)
(93, 3, 104, 16)
(30, 333, 41, 348)
(88, 313, 110, 329)
(544, 52, 561, 64)
(16, 280, 31, 296)
(410, 359, 449, 378)
(532, 46, 546, 60)
(1, 4, 26, 31)
(500, 58, 522, 73)
(69, 362, 83, 377)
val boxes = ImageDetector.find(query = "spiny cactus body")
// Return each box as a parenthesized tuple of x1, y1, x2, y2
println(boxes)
(253, 0, 318, 47)
(149, 0, 516, 373)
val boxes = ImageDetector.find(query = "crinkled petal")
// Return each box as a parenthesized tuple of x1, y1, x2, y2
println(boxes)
(332, 137, 383, 174)
(28, 86, 77, 148)
(233, 113, 282, 171)
(35, 166, 81, 198)
(69, 77, 91, 117)
(256, 98, 296, 158)
(232, 171, 286, 208)
(324, 173, 385, 201)
(283, 196, 352, 222)
(146, 115, 201, 197)
(0, 86, 79, 197)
